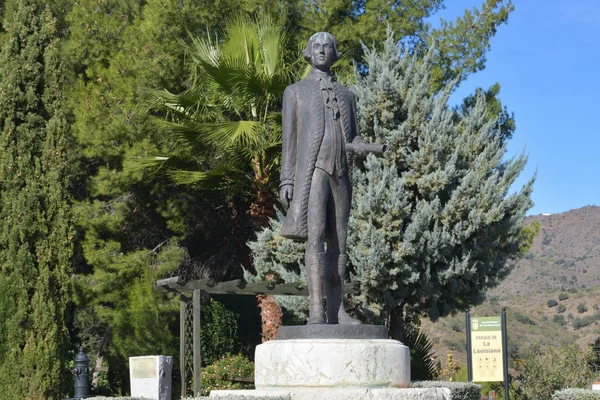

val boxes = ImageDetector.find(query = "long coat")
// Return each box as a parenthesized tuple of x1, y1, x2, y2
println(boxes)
(280, 73, 362, 240)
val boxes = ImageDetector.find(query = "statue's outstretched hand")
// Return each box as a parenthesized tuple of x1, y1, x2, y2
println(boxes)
(280, 185, 293, 208)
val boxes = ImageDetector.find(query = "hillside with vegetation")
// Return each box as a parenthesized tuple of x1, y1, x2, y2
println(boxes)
(424, 205, 600, 368)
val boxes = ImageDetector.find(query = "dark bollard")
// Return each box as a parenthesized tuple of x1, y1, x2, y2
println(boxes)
(72, 346, 90, 399)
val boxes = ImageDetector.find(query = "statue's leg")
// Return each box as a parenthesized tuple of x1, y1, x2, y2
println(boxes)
(305, 252, 327, 324)
(326, 173, 362, 325)
(306, 169, 329, 325)
(324, 184, 341, 324)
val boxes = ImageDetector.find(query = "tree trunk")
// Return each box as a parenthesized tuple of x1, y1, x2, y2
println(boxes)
(248, 162, 276, 229)
(389, 302, 408, 342)
(257, 294, 283, 342)
(249, 156, 282, 339)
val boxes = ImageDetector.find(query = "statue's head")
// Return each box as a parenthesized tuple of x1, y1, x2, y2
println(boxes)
(302, 32, 341, 70)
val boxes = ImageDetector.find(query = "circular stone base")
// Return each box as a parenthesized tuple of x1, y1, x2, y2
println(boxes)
(255, 339, 410, 389)
(277, 324, 388, 340)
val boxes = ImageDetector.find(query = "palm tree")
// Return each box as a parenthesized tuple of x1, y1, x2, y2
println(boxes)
(134, 13, 303, 227)
(131, 13, 304, 341)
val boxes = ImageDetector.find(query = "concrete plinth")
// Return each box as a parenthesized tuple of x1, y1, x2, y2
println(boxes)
(255, 339, 410, 389)
(209, 388, 451, 400)
(129, 355, 172, 400)
(210, 334, 421, 399)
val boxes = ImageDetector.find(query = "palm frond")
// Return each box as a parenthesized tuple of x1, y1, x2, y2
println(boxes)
(405, 327, 439, 380)
(203, 120, 265, 150)
(188, 35, 219, 69)
(255, 14, 289, 78)
(168, 168, 229, 187)
(124, 155, 171, 174)
(222, 17, 259, 62)
(145, 87, 223, 124)
(154, 120, 217, 156)
(125, 154, 213, 173)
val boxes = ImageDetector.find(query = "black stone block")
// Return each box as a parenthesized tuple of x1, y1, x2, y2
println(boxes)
(276, 324, 388, 340)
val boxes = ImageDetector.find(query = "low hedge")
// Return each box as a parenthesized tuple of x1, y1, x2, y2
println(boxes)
(411, 381, 481, 400)
(552, 388, 600, 400)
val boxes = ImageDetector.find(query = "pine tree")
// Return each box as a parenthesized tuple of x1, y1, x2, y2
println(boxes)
(247, 30, 534, 332)
(0, 2, 74, 398)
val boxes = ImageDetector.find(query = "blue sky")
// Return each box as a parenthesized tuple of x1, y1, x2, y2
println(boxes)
(431, 0, 600, 215)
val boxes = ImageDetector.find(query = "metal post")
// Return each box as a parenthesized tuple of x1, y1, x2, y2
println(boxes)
(72, 346, 90, 399)
(501, 307, 509, 400)
(180, 294, 188, 397)
(465, 309, 473, 382)
(193, 289, 202, 396)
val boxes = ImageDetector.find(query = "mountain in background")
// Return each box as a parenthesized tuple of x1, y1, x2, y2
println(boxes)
(423, 205, 600, 368)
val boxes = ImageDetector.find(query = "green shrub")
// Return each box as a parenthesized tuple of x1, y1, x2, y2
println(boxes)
(515, 344, 595, 399)
(552, 388, 600, 400)
(514, 311, 536, 325)
(559, 292, 569, 301)
(411, 381, 480, 400)
(553, 314, 566, 325)
(572, 316, 596, 330)
(201, 298, 243, 366)
(578, 303, 589, 313)
(548, 299, 558, 307)
(450, 319, 464, 332)
(201, 354, 254, 396)
(557, 304, 567, 313)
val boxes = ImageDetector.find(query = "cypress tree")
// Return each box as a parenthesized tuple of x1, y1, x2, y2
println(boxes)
(0, 1, 74, 399)
(247, 30, 534, 331)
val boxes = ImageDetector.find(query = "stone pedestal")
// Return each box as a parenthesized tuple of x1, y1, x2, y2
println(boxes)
(210, 334, 446, 399)
(255, 339, 409, 389)
(129, 355, 172, 400)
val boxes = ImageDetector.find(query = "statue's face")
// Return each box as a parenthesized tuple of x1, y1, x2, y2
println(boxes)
(310, 34, 335, 69)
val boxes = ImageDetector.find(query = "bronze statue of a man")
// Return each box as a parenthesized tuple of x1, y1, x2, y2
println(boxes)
(279, 32, 366, 325)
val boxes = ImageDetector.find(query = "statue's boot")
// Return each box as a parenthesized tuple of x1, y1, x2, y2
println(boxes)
(305, 251, 326, 325)
(326, 254, 362, 325)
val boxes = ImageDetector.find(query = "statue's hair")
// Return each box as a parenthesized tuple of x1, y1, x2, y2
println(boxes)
(302, 32, 342, 64)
